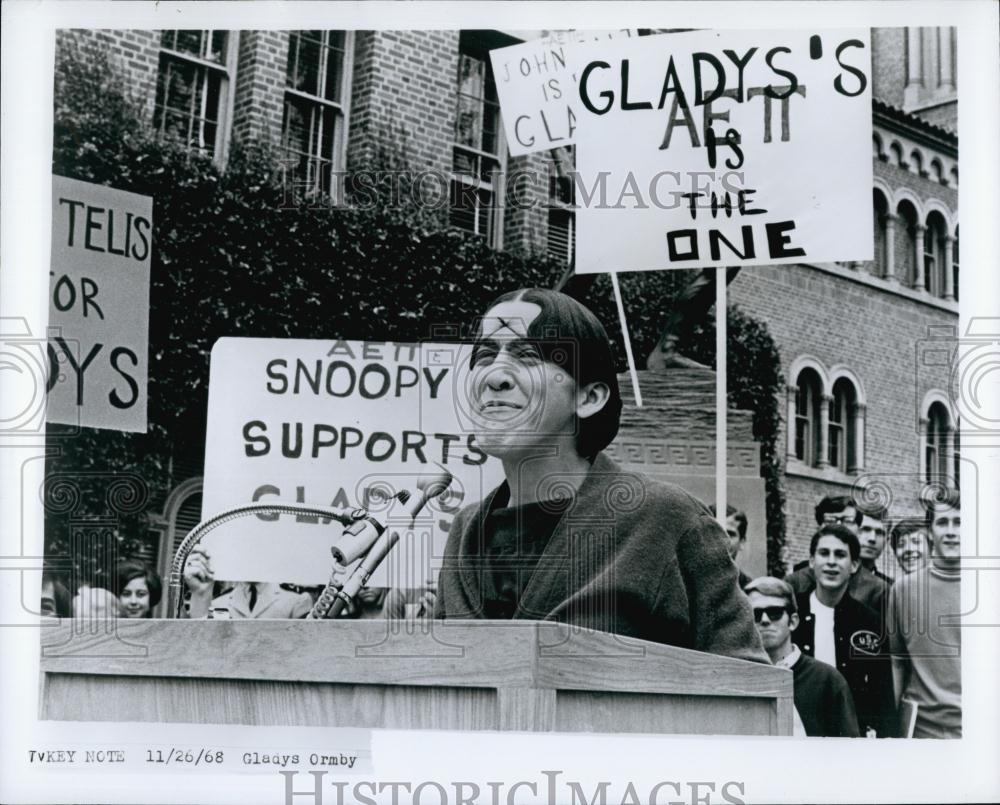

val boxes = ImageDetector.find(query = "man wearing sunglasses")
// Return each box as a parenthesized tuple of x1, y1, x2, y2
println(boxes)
(744, 576, 859, 737)
(435, 288, 767, 663)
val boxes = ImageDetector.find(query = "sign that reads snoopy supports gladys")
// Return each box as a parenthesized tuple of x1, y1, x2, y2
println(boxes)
(202, 338, 504, 586)
(569, 29, 873, 273)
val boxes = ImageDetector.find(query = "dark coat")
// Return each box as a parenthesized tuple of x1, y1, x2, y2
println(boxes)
(791, 590, 897, 737)
(792, 652, 860, 737)
(435, 453, 769, 663)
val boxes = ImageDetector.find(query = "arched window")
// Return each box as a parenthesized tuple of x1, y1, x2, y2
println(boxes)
(794, 369, 822, 466)
(925, 402, 950, 483)
(828, 379, 857, 472)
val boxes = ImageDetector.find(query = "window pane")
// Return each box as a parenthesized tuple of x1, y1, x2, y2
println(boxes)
(209, 31, 228, 64)
(172, 30, 204, 57)
(455, 94, 483, 150)
(449, 180, 477, 232)
(547, 209, 575, 264)
(324, 33, 346, 101)
(457, 54, 485, 102)
(452, 148, 478, 178)
(294, 33, 321, 95)
(795, 419, 808, 462)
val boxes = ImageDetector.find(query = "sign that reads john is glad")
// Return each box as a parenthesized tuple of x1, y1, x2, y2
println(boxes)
(48, 176, 152, 432)
(489, 29, 634, 156)
(570, 29, 874, 273)
(202, 337, 504, 586)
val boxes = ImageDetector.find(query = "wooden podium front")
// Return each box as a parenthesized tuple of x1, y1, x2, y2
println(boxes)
(39, 620, 793, 735)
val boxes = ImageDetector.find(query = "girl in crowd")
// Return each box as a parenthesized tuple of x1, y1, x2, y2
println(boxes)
(113, 560, 163, 618)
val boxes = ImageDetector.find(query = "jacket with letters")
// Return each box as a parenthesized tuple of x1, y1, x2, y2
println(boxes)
(791, 590, 896, 737)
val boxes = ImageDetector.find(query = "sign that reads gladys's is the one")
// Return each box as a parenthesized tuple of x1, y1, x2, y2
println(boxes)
(202, 338, 504, 586)
(47, 176, 152, 432)
(489, 29, 634, 156)
(570, 29, 873, 273)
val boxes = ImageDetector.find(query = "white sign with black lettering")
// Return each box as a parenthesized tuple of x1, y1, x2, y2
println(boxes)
(489, 29, 635, 156)
(47, 176, 152, 431)
(202, 337, 503, 585)
(569, 28, 873, 272)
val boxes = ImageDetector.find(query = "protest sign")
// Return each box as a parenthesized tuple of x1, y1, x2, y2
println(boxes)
(202, 337, 504, 585)
(490, 29, 634, 156)
(569, 29, 873, 272)
(47, 176, 151, 431)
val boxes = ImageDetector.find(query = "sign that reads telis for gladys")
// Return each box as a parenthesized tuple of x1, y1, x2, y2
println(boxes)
(570, 29, 873, 273)
(202, 338, 504, 585)
(489, 29, 634, 156)
(47, 176, 152, 431)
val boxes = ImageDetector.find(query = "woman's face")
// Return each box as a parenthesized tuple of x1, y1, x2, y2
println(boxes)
(119, 577, 151, 618)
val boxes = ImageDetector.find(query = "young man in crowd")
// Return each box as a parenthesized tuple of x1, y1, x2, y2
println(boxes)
(890, 520, 930, 575)
(790, 524, 896, 737)
(786, 495, 892, 614)
(888, 490, 962, 738)
(710, 503, 751, 588)
(745, 576, 859, 737)
(435, 288, 767, 663)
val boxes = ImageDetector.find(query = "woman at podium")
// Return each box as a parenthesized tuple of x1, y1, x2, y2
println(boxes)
(435, 288, 768, 663)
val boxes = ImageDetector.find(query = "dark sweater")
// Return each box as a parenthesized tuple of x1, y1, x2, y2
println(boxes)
(435, 453, 769, 663)
(792, 652, 860, 737)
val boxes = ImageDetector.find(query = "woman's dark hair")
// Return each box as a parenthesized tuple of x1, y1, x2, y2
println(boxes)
(475, 288, 622, 458)
(41, 571, 72, 618)
(112, 560, 163, 615)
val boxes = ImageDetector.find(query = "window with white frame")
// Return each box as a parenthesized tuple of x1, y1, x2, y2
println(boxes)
(450, 35, 504, 244)
(794, 370, 821, 466)
(154, 31, 231, 158)
(547, 146, 575, 265)
(282, 31, 350, 199)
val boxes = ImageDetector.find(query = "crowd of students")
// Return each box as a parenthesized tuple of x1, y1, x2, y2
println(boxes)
(742, 491, 962, 739)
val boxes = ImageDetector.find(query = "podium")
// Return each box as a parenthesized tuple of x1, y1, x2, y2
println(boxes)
(39, 620, 793, 735)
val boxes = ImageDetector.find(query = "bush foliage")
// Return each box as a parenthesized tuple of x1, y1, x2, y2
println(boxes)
(47, 33, 787, 583)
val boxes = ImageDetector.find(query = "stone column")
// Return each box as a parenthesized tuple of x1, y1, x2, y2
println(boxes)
(913, 223, 926, 291)
(884, 213, 898, 282)
(942, 234, 955, 300)
(905, 27, 923, 107)
(817, 394, 832, 468)
(939, 28, 955, 90)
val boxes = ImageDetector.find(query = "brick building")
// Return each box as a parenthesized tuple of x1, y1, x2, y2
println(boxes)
(57, 26, 958, 577)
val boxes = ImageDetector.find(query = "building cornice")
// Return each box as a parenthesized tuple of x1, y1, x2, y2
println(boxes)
(873, 99, 957, 159)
